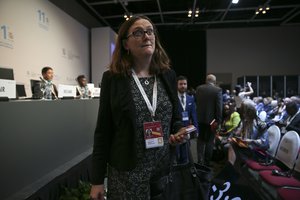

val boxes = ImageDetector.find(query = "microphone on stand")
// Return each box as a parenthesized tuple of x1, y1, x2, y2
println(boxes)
(39, 76, 45, 82)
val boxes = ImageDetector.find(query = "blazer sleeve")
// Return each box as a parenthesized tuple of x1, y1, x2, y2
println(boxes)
(189, 95, 199, 133)
(164, 69, 183, 134)
(91, 71, 113, 185)
(286, 114, 300, 134)
(215, 88, 223, 124)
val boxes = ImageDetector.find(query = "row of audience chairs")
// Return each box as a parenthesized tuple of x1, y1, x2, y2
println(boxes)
(243, 125, 300, 200)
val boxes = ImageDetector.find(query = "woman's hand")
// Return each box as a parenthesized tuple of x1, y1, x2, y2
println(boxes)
(244, 138, 253, 143)
(90, 184, 105, 200)
(169, 127, 189, 145)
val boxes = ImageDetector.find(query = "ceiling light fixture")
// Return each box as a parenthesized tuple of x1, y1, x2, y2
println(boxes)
(188, 9, 192, 17)
(232, 0, 239, 4)
(255, 4, 270, 15)
(187, 8, 200, 18)
(195, 8, 199, 17)
(124, 13, 132, 21)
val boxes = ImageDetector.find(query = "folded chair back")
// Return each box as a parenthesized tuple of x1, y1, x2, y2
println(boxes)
(275, 131, 300, 170)
(266, 125, 281, 158)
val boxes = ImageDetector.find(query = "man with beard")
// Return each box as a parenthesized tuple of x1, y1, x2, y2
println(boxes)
(176, 75, 199, 164)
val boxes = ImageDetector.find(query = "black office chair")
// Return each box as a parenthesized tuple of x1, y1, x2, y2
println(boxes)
(30, 79, 42, 99)
(16, 84, 27, 99)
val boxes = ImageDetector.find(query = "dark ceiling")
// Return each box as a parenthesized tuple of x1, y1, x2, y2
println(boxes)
(50, 0, 300, 31)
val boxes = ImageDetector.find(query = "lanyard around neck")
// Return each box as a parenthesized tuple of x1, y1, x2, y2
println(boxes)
(132, 69, 157, 118)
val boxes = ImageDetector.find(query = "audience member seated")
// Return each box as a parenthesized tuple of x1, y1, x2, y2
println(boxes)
(217, 102, 241, 140)
(255, 97, 264, 113)
(214, 99, 268, 183)
(32, 66, 58, 100)
(256, 97, 273, 121)
(282, 101, 300, 134)
(253, 96, 263, 107)
(270, 99, 288, 125)
(76, 75, 91, 99)
(222, 89, 231, 103)
(291, 96, 300, 107)
(214, 102, 241, 163)
(271, 98, 286, 122)
(227, 99, 269, 167)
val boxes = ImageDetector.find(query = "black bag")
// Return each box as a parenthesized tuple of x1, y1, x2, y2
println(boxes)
(151, 147, 212, 200)
(212, 139, 226, 162)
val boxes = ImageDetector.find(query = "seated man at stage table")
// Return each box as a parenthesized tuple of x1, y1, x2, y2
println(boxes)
(33, 66, 58, 100)
(76, 75, 91, 99)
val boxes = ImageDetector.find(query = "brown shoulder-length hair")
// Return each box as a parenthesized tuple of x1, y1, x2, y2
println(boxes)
(240, 99, 257, 121)
(109, 15, 170, 75)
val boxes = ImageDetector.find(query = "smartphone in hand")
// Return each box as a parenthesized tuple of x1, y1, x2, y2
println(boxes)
(185, 125, 198, 139)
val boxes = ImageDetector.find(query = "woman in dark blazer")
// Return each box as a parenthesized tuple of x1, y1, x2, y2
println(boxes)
(90, 15, 187, 200)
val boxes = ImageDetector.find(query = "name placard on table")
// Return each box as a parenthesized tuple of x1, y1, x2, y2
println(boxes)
(0, 79, 16, 98)
(58, 84, 76, 98)
(93, 87, 100, 97)
(87, 83, 95, 97)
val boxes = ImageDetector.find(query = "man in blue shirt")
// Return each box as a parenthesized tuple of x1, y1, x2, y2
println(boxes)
(176, 75, 199, 164)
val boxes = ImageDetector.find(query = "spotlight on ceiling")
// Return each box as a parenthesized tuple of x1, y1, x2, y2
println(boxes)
(232, 0, 239, 4)
(124, 13, 132, 21)
(187, 8, 200, 18)
(255, 4, 270, 15)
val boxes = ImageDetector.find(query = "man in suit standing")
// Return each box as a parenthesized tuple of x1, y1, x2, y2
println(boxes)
(196, 74, 223, 166)
(176, 75, 199, 164)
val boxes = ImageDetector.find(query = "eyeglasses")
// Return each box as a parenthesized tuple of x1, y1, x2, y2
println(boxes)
(127, 28, 154, 39)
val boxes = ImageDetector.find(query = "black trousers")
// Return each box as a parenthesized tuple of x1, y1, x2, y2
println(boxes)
(197, 123, 215, 165)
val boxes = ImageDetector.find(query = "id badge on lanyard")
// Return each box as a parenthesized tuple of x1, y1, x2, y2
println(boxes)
(143, 121, 164, 149)
(182, 111, 189, 121)
(132, 69, 164, 149)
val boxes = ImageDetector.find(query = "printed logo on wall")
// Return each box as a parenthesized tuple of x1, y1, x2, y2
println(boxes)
(26, 70, 39, 78)
(0, 25, 14, 49)
(37, 9, 49, 31)
(67, 50, 80, 61)
(61, 48, 80, 61)
(66, 76, 76, 82)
